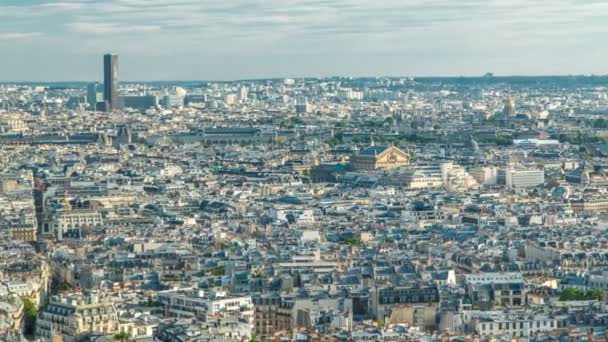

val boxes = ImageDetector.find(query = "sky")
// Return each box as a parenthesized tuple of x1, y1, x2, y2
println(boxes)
(1, 0, 608, 81)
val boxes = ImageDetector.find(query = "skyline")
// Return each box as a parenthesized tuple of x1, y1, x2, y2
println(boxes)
(2, 0, 608, 81)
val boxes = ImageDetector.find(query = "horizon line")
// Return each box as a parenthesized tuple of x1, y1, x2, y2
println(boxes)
(1, 73, 608, 85)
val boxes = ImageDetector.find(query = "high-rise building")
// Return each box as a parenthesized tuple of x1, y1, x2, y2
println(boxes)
(103, 54, 120, 112)
(295, 96, 312, 113)
(238, 86, 248, 102)
(86, 82, 104, 109)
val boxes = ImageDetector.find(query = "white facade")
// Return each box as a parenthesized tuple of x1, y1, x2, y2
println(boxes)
(271, 208, 315, 227)
(475, 315, 557, 338)
(503, 167, 545, 189)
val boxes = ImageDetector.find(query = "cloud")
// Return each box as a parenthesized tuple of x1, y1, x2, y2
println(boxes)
(68, 22, 162, 34)
(0, 32, 41, 40)
(1, 0, 608, 80)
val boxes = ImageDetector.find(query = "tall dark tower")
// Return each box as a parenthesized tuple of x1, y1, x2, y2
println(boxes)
(103, 54, 120, 112)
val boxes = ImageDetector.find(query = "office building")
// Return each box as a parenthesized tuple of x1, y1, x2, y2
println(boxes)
(86, 83, 104, 109)
(103, 54, 120, 112)
(296, 97, 312, 113)
(122, 95, 158, 112)
(498, 166, 545, 189)
(162, 94, 184, 108)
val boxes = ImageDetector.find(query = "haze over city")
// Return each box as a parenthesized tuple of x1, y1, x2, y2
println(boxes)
(2, 0, 608, 81)
(4, 1, 608, 342)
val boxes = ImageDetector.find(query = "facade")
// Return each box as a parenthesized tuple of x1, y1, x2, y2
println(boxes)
(502, 96, 515, 117)
(351, 145, 410, 171)
(498, 167, 545, 188)
(570, 198, 608, 212)
(103, 54, 120, 112)
(9, 223, 37, 241)
(253, 294, 294, 340)
(0, 295, 24, 336)
(0, 113, 28, 133)
(370, 284, 440, 328)
(465, 273, 526, 310)
(156, 290, 254, 323)
(162, 95, 185, 108)
(35, 294, 119, 341)
(86, 83, 104, 109)
(473, 313, 558, 338)
(295, 97, 312, 113)
(270, 207, 315, 227)
(122, 95, 158, 112)
(51, 209, 103, 240)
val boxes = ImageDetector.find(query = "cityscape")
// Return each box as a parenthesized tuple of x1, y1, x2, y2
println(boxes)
(2, 1, 608, 341)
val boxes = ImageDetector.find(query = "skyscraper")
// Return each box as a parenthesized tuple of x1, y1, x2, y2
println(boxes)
(86, 83, 103, 109)
(103, 54, 120, 112)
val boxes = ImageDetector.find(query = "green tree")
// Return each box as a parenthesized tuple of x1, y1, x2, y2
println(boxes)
(55, 281, 72, 293)
(559, 288, 586, 301)
(290, 117, 305, 125)
(344, 238, 362, 246)
(335, 132, 344, 143)
(209, 266, 225, 276)
(593, 118, 608, 129)
(21, 297, 37, 335)
(114, 331, 131, 341)
(586, 289, 605, 301)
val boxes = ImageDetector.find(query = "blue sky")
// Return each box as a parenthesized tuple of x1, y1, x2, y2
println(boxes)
(1, 0, 608, 81)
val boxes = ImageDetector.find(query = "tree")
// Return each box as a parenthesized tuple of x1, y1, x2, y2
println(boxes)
(593, 118, 608, 129)
(560, 288, 586, 301)
(114, 331, 131, 341)
(344, 238, 362, 246)
(587, 289, 604, 301)
(55, 281, 72, 293)
(21, 297, 37, 335)
(290, 117, 305, 125)
(209, 266, 225, 276)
